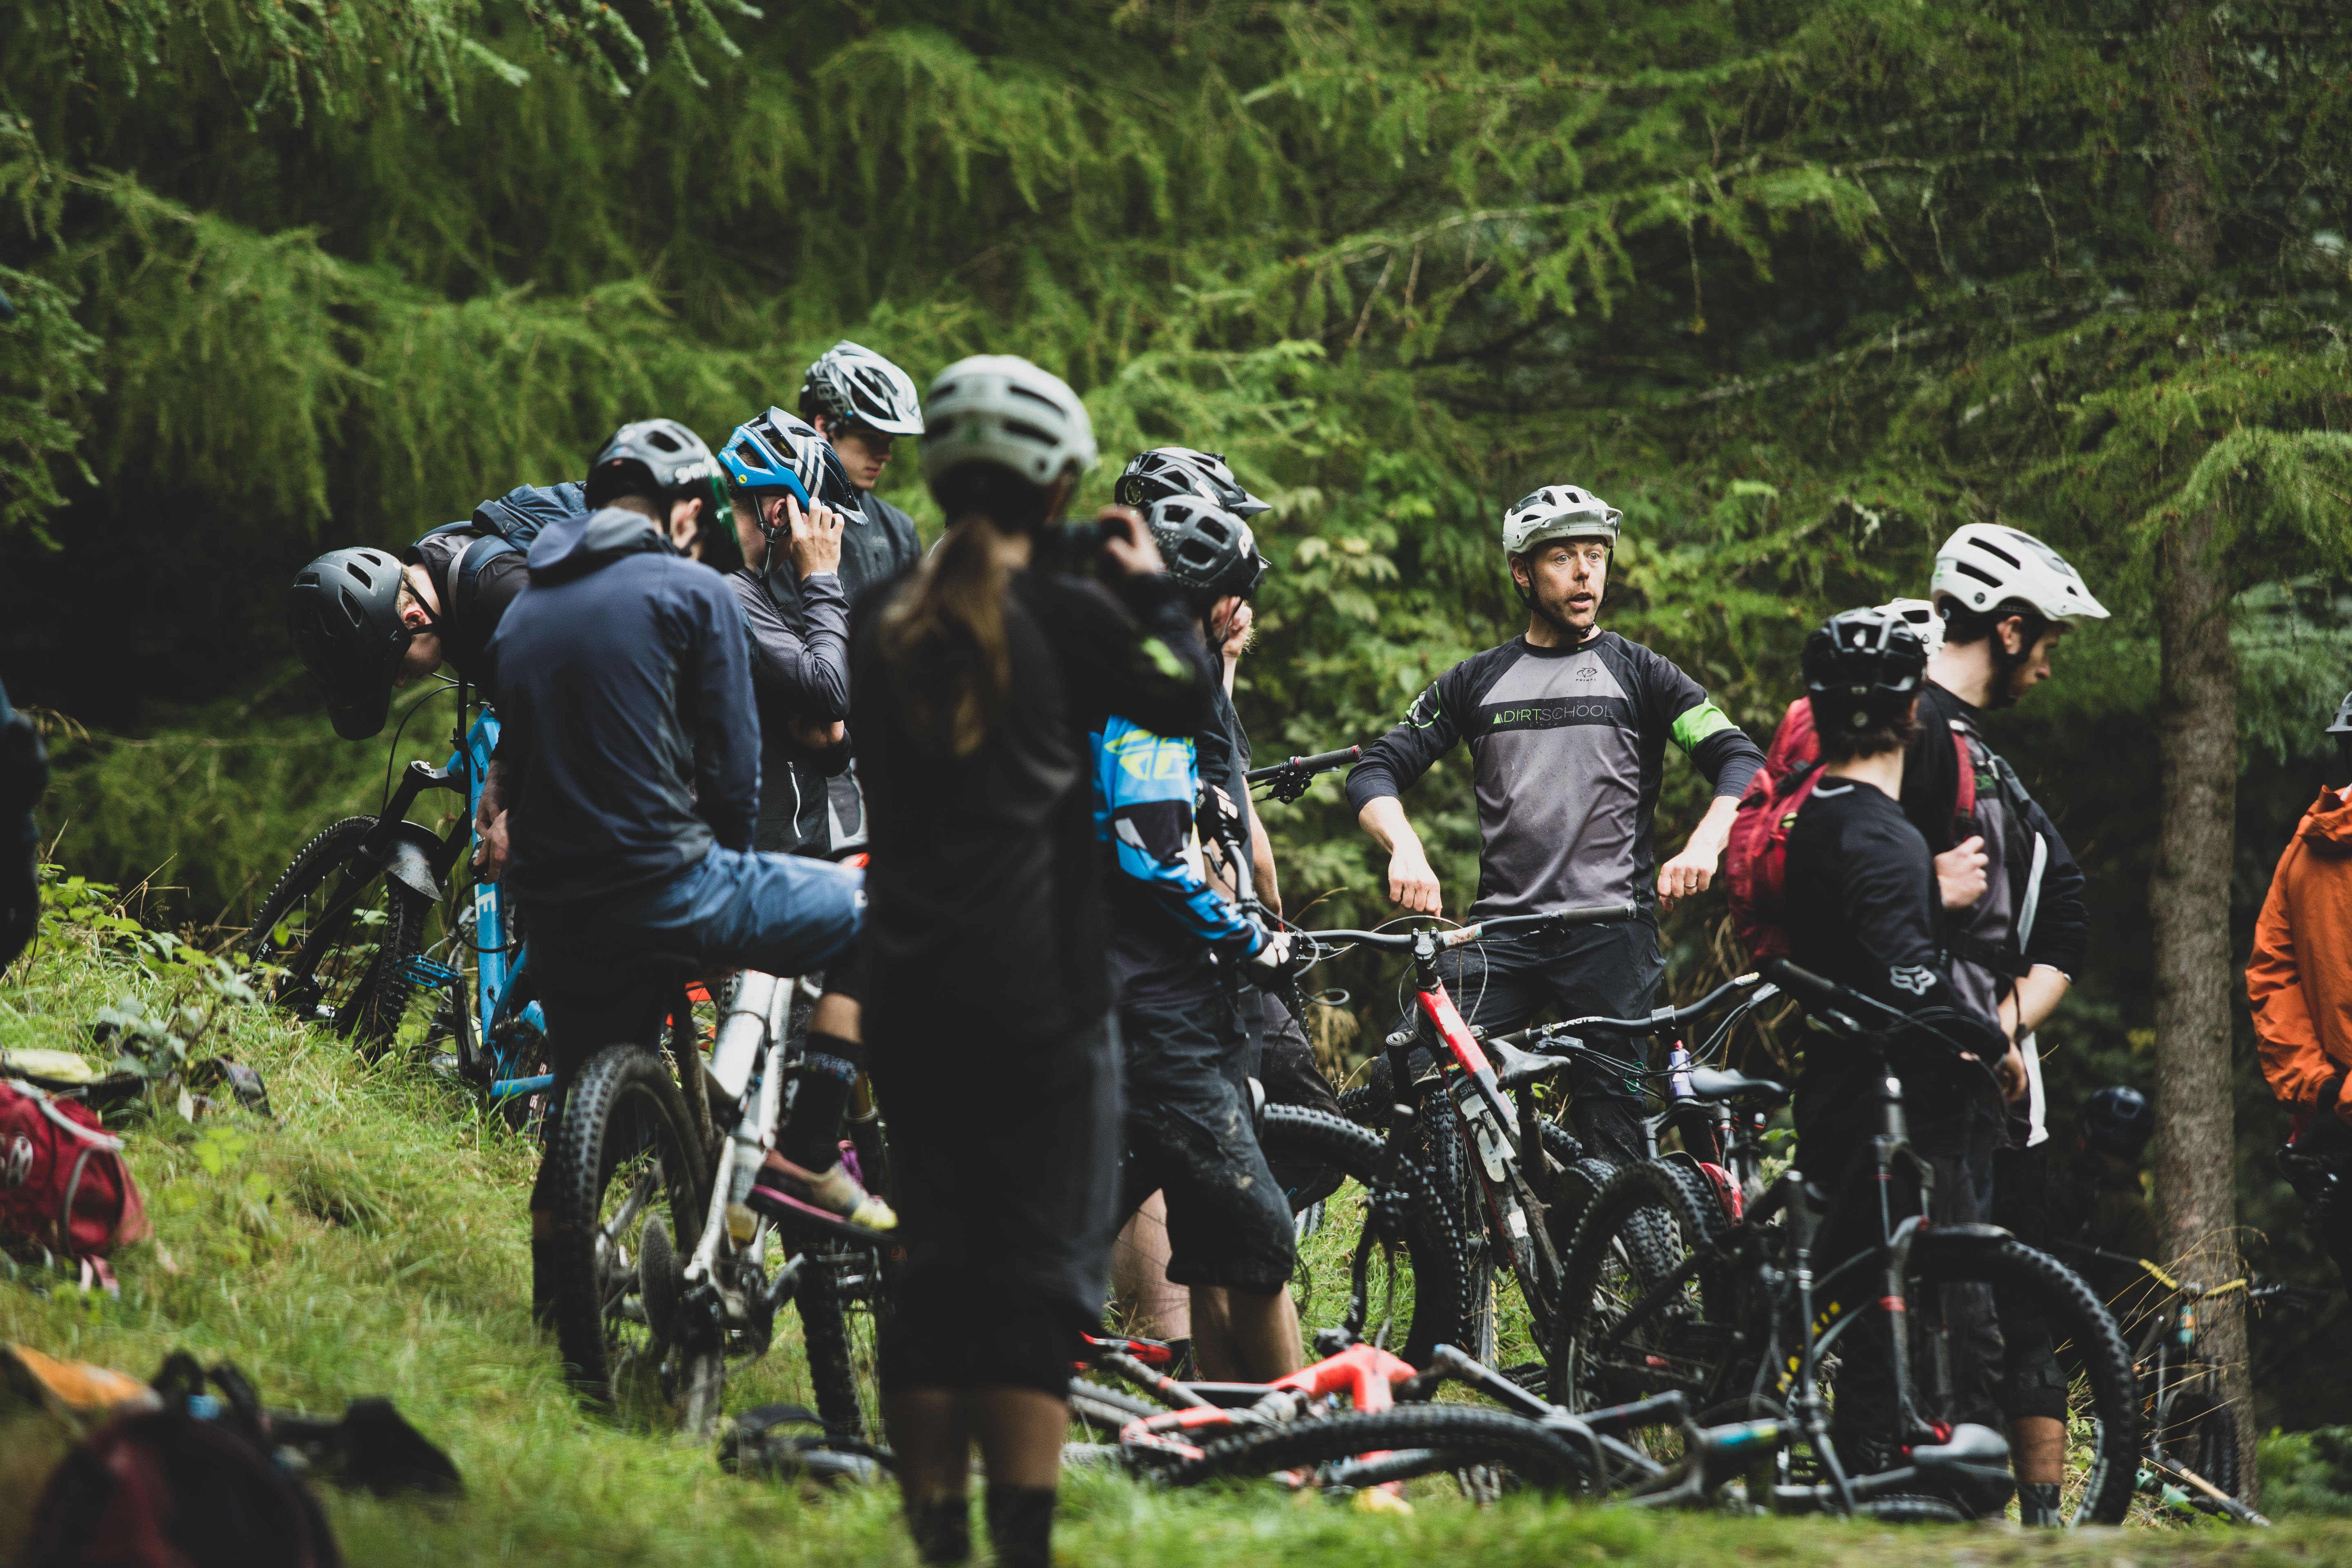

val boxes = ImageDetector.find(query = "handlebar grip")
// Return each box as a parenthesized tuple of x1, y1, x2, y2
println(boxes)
(1757, 958, 1842, 1007)
(1551, 902, 1637, 928)
(1244, 745, 1361, 784)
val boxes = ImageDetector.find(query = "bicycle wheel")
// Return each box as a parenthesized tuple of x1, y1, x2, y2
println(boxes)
(790, 1226, 893, 1441)
(2156, 1387, 2238, 1501)
(1548, 1159, 1734, 1413)
(245, 815, 429, 1056)
(1259, 1105, 1464, 1368)
(1160, 1405, 1586, 1493)
(542, 1045, 710, 1411)
(1806, 1233, 2140, 1525)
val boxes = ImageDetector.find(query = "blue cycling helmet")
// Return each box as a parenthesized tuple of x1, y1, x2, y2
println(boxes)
(2080, 1085, 2154, 1160)
(719, 407, 862, 519)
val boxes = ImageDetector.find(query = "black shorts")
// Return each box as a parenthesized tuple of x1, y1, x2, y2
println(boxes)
(1119, 991, 1296, 1294)
(1249, 987, 1345, 1208)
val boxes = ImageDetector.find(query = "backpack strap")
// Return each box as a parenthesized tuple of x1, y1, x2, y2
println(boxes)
(1949, 723, 1977, 819)
(449, 533, 519, 608)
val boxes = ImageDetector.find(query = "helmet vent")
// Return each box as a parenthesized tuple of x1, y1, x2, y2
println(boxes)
(340, 588, 366, 628)
(1952, 560, 2002, 588)
(1969, 537, 2023, 570)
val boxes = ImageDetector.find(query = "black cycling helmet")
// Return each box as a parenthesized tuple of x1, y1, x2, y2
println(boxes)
(287, 547, 411, 740)
(2080, 1085, 2154, 1160)
(1803, 606, 1929, 735)
(585, 419, 726, 513)
(1116, 447, 1271, 519)
(1145, 494, 1266, 605)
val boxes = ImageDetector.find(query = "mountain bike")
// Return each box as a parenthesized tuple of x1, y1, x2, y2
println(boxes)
(244, 682, 549, 1114)
(2046, 1240, 2327, 1525)
(1341, 966, 1791, 1383)
(537, 962, 892, 1439)
(1549, 958, 2143, 1524)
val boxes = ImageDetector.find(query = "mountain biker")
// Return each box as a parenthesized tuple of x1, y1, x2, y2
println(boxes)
(1344, 484, 1767, 1165)
(486, 419, 872, 1299)
(2044, 1085, 2162, 1311)
(1886, 524, 2106, 1522)
(1780, 606, 2014, 1477)
(2249, 689, 2352, 1296)
(717, 407, 864, 856)
(799, 341, 928, 853)
(852, 355, 1208, 1568)
(1116, 445, 1345, 1163)
(1101, 492, 1301, 1385)
(1, 677, 45, 970)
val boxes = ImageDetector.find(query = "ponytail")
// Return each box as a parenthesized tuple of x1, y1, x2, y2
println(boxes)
(878, 514, 1011, 757)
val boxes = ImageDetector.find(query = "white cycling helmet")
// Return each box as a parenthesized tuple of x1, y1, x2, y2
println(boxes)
(1930, 523, 2109, 624)
(1876, 597, 1947, 661)
(800, 340, 926, 437)
(921, 355, 1099, 489)
(1503, 484, 1622, 555)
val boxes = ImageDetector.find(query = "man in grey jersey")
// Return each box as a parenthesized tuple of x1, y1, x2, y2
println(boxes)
(1345, 485, 1766, 1165)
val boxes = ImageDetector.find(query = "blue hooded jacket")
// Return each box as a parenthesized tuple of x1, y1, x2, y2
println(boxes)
(488, 506, 761, 902)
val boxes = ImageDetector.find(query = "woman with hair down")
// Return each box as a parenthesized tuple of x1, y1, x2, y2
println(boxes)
(851, 356, 1210, 1568)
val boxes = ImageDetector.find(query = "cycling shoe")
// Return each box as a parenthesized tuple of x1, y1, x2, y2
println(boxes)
(746, 1154, 898, 1236)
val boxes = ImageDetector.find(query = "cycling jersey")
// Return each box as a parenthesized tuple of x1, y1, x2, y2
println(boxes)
(728, 567, 849, 855)
(490, 507, 757, 902)
(1785, 778, 1967, 1016)
(1346, 630, 1764, 915)
(1092, 716, 1261, 1007)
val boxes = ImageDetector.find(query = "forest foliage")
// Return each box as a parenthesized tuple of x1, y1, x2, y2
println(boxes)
(4, 0, 2351, 1419)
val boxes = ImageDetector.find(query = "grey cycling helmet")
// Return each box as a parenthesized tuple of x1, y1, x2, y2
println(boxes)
(1116, 447, 1271, 519)
(921, 356, 1098, 489)
(1803, 606, 1929, 735)
(585, 419, 726, 512)
(800, 341, 925, 438)
(1145, 494, 1265, 604)
(1875, 597, 1947, 661)
(287, 547, 411, 740)
(1503, 484, 1621, 555)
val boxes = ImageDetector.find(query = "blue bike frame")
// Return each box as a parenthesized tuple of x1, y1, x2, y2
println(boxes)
(395, 698, 551, 1103)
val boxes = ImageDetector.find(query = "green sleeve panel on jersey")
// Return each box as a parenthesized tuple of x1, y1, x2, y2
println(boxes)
(1670, 699, 1737, 756)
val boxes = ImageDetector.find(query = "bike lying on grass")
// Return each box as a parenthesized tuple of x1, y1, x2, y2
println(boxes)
(1549, 958, 2143, 1525)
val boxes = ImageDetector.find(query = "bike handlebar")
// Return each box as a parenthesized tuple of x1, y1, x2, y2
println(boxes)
(1245, 746, 1361, 785)
(1297, 903, 1637, 953)
(1511, 971, 1777, 1046)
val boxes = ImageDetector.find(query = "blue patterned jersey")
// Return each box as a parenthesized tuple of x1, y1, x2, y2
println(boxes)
(1092, 714, 1262, 1006)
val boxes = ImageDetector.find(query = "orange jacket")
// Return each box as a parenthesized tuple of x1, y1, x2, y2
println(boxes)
(2248, 786, 2352, 1127)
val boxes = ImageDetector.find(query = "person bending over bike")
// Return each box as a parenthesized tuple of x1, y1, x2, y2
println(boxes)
(2249, 688, 2352, 1297)
(1100, 492, 1302, 1385)
(1782, 606, 2016, 1476)
(852, 356, 1209, 1568)
(798, 340, 928, 852)
(1345, 484, 1766, 1166)
(1878, 525, 2106, 1523)
(287, 481, 596, 878)
(486, 419, 873, 1305)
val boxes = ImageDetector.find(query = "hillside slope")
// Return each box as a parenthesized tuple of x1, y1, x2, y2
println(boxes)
(1, 899, 2347, 1566)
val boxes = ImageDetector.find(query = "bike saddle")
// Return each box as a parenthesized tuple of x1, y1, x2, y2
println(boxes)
(1488, 1034, 1578, 1091)
(1684, 1067, 1790, 1107)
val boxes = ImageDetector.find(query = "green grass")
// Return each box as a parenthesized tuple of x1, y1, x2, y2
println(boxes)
(5, 914, 2352, 1566)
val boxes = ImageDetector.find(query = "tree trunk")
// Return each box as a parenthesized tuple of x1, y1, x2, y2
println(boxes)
(2149, 507, 2250, 1499)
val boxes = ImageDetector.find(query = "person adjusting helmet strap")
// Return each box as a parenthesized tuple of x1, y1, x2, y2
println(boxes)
(718, 407, 858, 857)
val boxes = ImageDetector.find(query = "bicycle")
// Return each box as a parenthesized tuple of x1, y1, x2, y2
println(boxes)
(1548, 957, 2143, 1524)
(1256, 906, 1637, 1372)
(536, 961, 893, 1439)
(244, 681, 550, 1116)
(2045, 1241, 2327, 1525)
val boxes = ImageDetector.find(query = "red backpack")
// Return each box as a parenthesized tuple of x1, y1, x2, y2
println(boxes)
(0, 1080, 151, 1276)
(1725, 699, 1975, 960)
